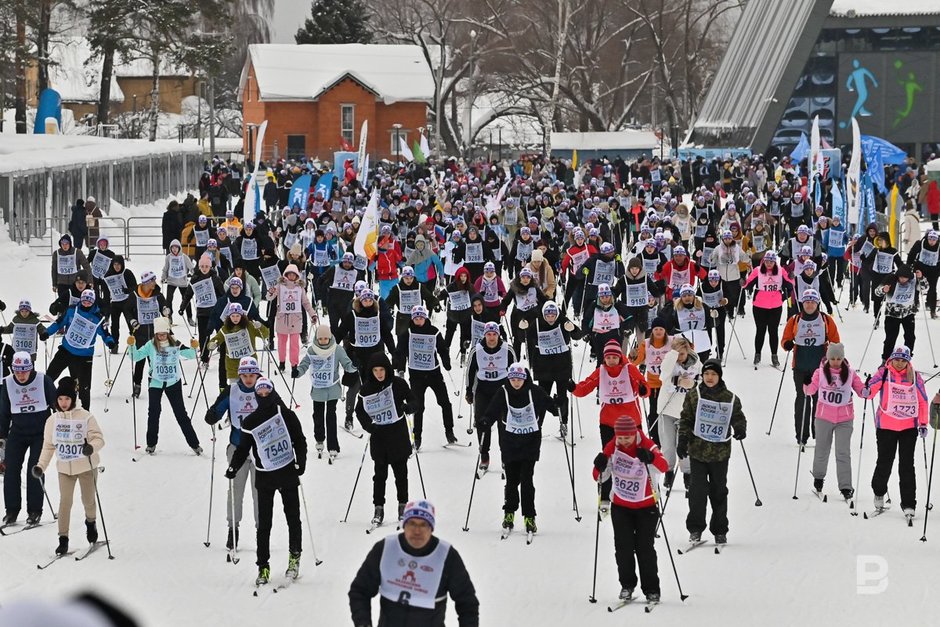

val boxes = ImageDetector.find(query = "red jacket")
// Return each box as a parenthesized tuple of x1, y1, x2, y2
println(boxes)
(573, 356, 648, 427)
(374, 248, 401, 281)
(592, 435, 668, 509)
(655, 259, 706, 290)
(560, 244, 599, 276)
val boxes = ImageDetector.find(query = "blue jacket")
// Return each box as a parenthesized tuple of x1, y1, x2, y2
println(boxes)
(46, 305, 114, 357)
(207, 381, 257, 446)
(411, 253, 445, 284)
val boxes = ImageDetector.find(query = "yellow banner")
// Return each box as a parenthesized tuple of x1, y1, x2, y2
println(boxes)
(888, 185, 899, 245)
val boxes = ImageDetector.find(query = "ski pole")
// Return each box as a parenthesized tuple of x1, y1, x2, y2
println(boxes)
(568, 392, 581, 519)
(923, 301, 938, 368)
(587, 485, 601, 604)
(203, 425, 217, 547)
(858, 310, 882, 371)
(792, 396, 809, 500)
(341, 437, 370, 523)
(38, 475, 58, 520)
(850, 395, 870, 515)
(766, 349, 792, 436)
(558, 394, 580, 520)
(130, 356, 139, 450)
(921, 428, 937, 541)
(188, 352, 211, 416)
(103, 347, 129, 413)
(88, 454, 114, 559)
(406, 415, 427, 499)
(643, 461, 689, 602)
(723, 286, 747, 366)
(298, 483, 323, 565)
(738, 440, 763, 506)
(263, 346, 299, 407)
(924, 436, 933, 511)
(461, 451, 481, 532)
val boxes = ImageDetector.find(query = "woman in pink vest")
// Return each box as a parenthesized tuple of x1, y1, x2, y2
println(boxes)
(743, 250, 793, 369)
(863, 346, 929, 521)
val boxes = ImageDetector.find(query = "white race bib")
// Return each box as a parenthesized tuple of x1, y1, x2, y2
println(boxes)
(53, 416, 88, 462)
(249, 409, 294, 471)
(536, 324, 567, 355)
(309, 353, 336, 389)
(6, 376, 46, 413)
(278, 286, 303, 315)
(354, 315, 380, 347)
(57, 253, 77, 276)
(693, 395, 735, 443)
(399, 288, 422, 312)
(331, 268, 357, 291)
(90, 252, 110, 279)
(225, 328, 254, 359)
(505, 390, 539, 435)
(611, 448, 649, 503)
(193, 278, 218, 309)
(65, 314, 99, 349)
(476, 345, 509, 381)
(228, 384, 257, 430)
(168, 256, 187, 279)
(600, 367, 636, 405)
(448, 290, 470, 311)
(363, 386, 401, 426)
(465, 242, 484, 263)
(408, 332, 437, 371)
(12, 323, 38, 354)
(136, 295, 159, 325)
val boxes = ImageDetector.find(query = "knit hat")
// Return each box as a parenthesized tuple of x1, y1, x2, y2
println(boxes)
(542, 301, 559, 316)
(889, 346, 912, 362)
(226, 302, 244, 317)
(198, 215, 208, 223)
(802, 260, 817, 272)
(797, 225, 811, 235)
(11, 351, 32, 372)
(603, 339, 622, 358)
(483, 321, 500, 336)
(763, 251, 777, 263)
(153, 317, 171, 334)
(17, 299, 32, 312)
(519, 267, 534, 279)
(229, 277, 243, 288)
(507, 362, 528, 380)
(701, 359, 723, 378)
(800, 288, 821, 303)
(673, 246, 687, 256)
(140, 271, 156, 284)
(597, 283, 612, 297)
(401, 266, 416, 278)
(650, 316, 668, 331)
(531, 250, 544, 263)
(707, 269, 721, 282)
(342, 252, 355, 262)
(826, 343, 845, 360)
(411, 305, 429, 320)
(600, 242, 615, 254)
(255, 377, 274, 393)
(402, 499, 436, 530)
(484, 262, 496, 273)
(238, 356, 261, 375)
(56, 377, 77, 407)
(614, 415, 638, 437)
(679, 283, 696, 297)
(80, 289, 96, 304)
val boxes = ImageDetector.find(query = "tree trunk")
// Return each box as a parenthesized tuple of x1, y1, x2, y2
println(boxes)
(544, 0, 568, 157)
(14, 0, 27, 133)
(36, 0, 52, 96)
(148, 46, 161, 142)
(96, 42, 116, 126)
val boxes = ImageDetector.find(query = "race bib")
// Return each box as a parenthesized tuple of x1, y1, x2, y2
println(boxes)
(260, 265, 281, 291)
(354, 315, 380, 347)
(194, 229, 209, 247)
(136, 295, 159, 325)
(309, 353, 336, 389)
(625, 283, 648, 308)
(611, 448, 649, 503)
(408, 332, 437, 371)
(399, 288, 422, 312)
(193, 278, 218, 309)
(249, 410, 294, 471)
(151, 349, 180, 384)
(515, 241, 533, 262)
(536, 325, 567, 355)
(331, 268, 357, 291)
(449, 290, 471, 311)
(53, 416, 88, 462)
(7, 376, 45, 414)
(919, 247, 939, 267)
(593, 260, 616, 286)
(12, 323, 38, 354)
(90, 252, 110, 279)
(505, 391, 539, 434)
(65, 314, 99, 349)
(168, 256, 187, 279)
(693, 395, 734, 443)
(224, 328, 254, 360)
(888, 281, 916, 306)
(363, 386, 401, 426)
(592, 308, 620, 333)
(104, 273, 128, 301)
(240, 238, 258, 261)
(278, 286, 303, 315)
(57, 253, 77, 276)
(476, 346, 509, 381)
(465, 243, 484, 263)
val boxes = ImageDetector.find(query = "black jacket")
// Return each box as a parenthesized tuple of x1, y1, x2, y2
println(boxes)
(481, 380, 557, 463)
(229, 391, 307, 490)
(355, 353, 413, 464)
(393, 321, 451, 374)
(349, 534, 479, 627)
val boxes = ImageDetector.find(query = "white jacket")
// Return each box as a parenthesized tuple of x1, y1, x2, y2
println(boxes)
(658, 350, 703, 417)
(37, 407, 104, 476)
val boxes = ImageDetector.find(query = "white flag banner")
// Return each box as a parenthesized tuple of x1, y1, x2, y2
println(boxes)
(846, 117, 862, 225)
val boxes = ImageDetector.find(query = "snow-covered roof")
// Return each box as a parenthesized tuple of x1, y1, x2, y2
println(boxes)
(47, 37, 191, 103)
(241, 44, 434, 104)
(829, 0, 940, 17)
(0, 135, 200, 174)
(550, 131, 657, 151)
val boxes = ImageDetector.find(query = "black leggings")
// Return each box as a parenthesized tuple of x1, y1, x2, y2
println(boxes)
(503, 459, 537, 517)
(372, 458, 408, 507)
(752, 305, 782, 356)
(256, 484, 301, 566)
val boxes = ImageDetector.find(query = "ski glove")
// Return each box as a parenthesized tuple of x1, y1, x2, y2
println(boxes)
(465, 392, 474, 404)
(204, 409, 219, 425)
(82, 440, 94, 457)
(919, 426, 929, 439)
(635, 448, 655, 464)
(676, 439, 688, 459)
(566, 380, 577, 392)
(341, 372, 359, 387)
(593, 453, 608, 472)
(782, 340, 794, 352)
(224, 467, 238, 480)
(803, 374, 813, 386)
(295, 462, 305, 477)
(733, 427, 746, 440)
(31, 465, 43, 478)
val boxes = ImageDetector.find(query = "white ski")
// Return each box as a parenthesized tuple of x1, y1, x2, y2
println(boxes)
(676, 539, 706, 555)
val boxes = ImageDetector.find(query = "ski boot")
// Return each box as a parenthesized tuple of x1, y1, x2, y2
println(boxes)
(689, 531, 702, 543)
(813, 478, 824, 493)
(344, 418, 354, 431)
(291, 366, 299, 379)
(524, 516, 537, 534)
(2, 511, 17, 526)
(445, 429, 458, 445)
(145, 445, 156, 454)
(753, 354, 760, 367)
(646, 592, 661, 604)
(841, 488, 854, 500)
(85, 520, 98, 543)
(278, 362, 286, 373)
(328, 450, 338, 463)
(286, 552, 301, 579)
(771, 354, 780, 368)
(26, 511, 41, 525)
(256, 564, 271, 586)
(398, 503, 407, 522)
(315, 442, 325, 459)
(132, 383, 141, 398)
(714, 534, 727, 545)
(619, 587, 634, 601)
(478, 453, 490, 475)
(372, 506, 384, 526)
(874, 494, 885, 509)
(559, 422, 568, 439)
(502, 512, 514, 530)
(192, 446, 204, 456)
(55, 536, 69, 555)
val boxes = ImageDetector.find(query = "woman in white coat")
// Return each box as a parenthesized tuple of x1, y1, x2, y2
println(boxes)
(653, 336, 702, 491)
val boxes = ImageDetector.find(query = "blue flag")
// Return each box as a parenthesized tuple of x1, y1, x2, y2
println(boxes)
(790, 133, 810, 162)
(314, 172, 334, 200)
(859, 171, 876, 228)
(862, 142, 886, 195)
(831, 181, 845, 225)
(289, 174, 312, 210)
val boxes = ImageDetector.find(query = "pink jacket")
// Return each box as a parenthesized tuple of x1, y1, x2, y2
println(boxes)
(268, 278, 317, 334)
(864, 363, 929, 431)
(744, 265, 792, 309)
(804, 364, 865, 423)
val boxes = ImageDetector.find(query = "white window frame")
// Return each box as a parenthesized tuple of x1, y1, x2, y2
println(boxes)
(341, 104, 355, 146)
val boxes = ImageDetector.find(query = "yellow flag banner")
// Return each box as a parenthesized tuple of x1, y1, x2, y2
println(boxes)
(888, 185, 899, 245)
(571, 149, 578, 170)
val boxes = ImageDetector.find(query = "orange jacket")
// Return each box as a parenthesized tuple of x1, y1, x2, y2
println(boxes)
(573, 356, 649, 427)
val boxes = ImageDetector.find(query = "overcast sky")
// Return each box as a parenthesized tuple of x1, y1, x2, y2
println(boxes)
(270, 0, 310, 44)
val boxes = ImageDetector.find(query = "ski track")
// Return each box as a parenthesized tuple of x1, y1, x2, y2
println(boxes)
(0, 207, 937, 624)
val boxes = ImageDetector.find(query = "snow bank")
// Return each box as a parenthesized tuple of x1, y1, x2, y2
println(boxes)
(0, 135, 201, 174)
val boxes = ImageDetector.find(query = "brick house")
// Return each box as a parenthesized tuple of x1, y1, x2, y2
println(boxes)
(239, 44, 433, 163)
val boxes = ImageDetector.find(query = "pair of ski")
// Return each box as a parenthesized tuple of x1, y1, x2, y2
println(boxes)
(253, 574, 298, 596)
(37, 541, 104, 570)
(366, 518, 406, 535)
(863, 505, 915, 526)
(500, 527, 534, 545)
(676, 539, 726, 555)
(316, 450, 339, 464)
(812, 489, 852, 505)
(607, 597, 660, 613)
(0, 521, 47, 536)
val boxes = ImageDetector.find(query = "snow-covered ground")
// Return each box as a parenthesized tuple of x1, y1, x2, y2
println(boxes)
(0, 207, 937, 626)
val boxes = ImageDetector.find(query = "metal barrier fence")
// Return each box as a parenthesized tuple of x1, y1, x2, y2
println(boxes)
(1, 150, 203, 251)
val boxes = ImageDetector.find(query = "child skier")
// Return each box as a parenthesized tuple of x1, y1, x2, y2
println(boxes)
(592, 415, 667, 605)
